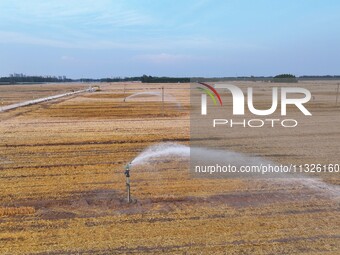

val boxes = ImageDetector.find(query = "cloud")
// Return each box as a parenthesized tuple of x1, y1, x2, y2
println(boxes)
(134, 53, 193, 64)
(61, 55, 75, 61)
(0, 31, 137, 49)
(0, 31, 74, 48)
(0, 1, 223, 51)
(0, 30, 219, 52)
(0, 0, 151, 28)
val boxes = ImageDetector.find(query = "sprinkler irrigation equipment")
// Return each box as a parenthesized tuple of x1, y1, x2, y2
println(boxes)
(123, 91, 181, 109)
(124, 163, 132, 203)
(161, 86, 165, 117)
(336, 83, 339, 106)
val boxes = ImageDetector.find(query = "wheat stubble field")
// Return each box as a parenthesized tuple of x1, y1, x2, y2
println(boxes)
(0, 82, 339, 254)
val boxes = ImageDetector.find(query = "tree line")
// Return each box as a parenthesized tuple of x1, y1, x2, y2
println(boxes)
(1, 74, 340, 85)
(0, 75, 72, 84)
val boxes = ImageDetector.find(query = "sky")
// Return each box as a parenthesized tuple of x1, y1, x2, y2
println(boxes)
(0, 0, 340, 78)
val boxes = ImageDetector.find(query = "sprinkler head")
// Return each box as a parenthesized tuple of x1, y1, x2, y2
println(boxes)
(125, 163, 131, 170)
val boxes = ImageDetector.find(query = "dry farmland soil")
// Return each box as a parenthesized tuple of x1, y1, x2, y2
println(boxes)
(0, 82, 339, 254)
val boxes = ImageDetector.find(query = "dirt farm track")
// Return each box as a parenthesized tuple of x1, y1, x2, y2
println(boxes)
(0, 82, 339, 254)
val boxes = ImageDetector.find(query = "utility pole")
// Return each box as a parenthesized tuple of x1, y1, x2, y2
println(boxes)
(161, 86, 164, 117)
(336, 83, 339, 106)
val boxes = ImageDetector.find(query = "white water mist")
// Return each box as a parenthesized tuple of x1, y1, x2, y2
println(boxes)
(124, 91, 181, 108)
(129, 142, 340, 198)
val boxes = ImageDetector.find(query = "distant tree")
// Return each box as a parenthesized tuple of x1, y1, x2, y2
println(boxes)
(0, 75, 72, 84)
(140, 75, 190, 83)
(272, 74, 298, 83)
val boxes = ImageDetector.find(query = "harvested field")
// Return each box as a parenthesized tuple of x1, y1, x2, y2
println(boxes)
(0, 82, 339, 254)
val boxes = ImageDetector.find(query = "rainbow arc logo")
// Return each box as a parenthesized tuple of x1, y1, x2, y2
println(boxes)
(196, 82, 223, 106)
